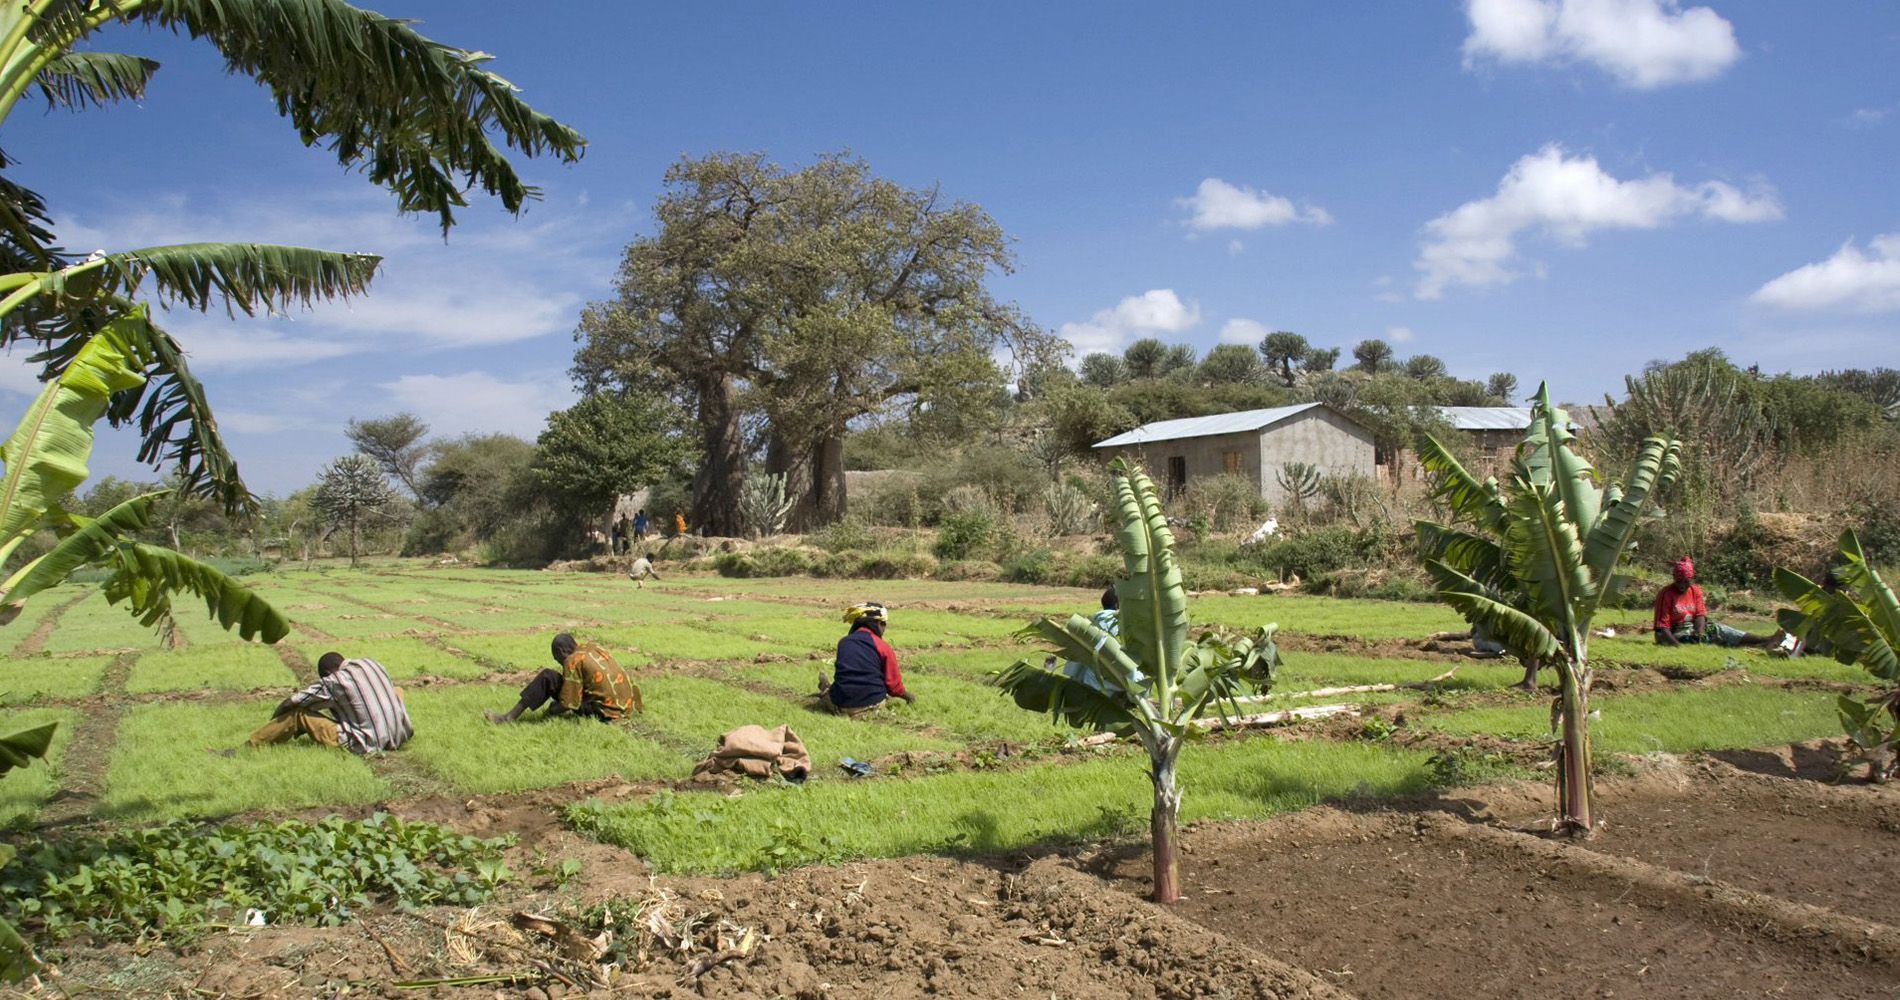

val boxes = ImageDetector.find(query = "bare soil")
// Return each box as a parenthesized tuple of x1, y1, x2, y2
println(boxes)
(24, 745, 1900, 1000)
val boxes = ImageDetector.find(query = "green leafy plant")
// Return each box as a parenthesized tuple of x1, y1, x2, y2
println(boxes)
(1412, 383, 1680, 836)
(933, 510, 995, 560)
(992, 457, 1279, 903)
(2, 814, 512, 952)
(1774, 529, 1900, 781)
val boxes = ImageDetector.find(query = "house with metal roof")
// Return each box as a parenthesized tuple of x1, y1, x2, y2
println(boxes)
(1092, 403, 1375, 505)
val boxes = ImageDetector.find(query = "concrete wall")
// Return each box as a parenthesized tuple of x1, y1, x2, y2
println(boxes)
(1100, 409, 1376, 507)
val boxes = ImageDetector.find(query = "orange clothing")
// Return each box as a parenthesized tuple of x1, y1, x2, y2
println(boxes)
(559, 642, 639, 720)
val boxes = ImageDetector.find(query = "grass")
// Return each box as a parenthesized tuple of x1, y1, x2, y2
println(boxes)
(1277, 651, 1511, 692)
(1422, 686, 1846, 755)
(447, 633, 653, 672)
(591, 624, 804, 664)
(905, 647, 1022, 680)
(101, 701, 390, 823)
(399, 685, 693, 792)
(0, 708, 79, 827)
(1190, 593, 1468, 639)
(635, 674, 959, 763)
(701, 614, 856, 652)
(40, 595, 170, 653)
(568, 735, 1432, 874)
(735, 660, 1072, 745)
(125, 645, 297, 694)
(0, 655, 113, 702)
(299, 638, 494, 680)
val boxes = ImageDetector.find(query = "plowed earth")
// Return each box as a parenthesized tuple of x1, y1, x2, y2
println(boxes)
(26, 746, 1898, 1000)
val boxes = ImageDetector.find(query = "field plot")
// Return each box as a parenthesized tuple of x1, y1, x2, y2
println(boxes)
(401, 685, 692, 792)
(0, 655, 113, 702)
(126, 645, 297, 693)
(299, 637, 494, 680)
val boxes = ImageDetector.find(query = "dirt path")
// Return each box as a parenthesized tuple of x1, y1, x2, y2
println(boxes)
(37, 650, 136, 828)
(9, 589, 92, 657)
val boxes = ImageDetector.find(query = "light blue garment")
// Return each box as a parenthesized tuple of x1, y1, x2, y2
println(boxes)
(1062, 609, 1146, 694)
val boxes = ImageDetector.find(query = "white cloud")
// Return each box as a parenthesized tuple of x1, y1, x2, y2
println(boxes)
(1387, 326, 1415, 343)
(1226, 238, 1246, 255)
(1845, 107, 1890, 129)
(379, 371, 576, 440)
(1218, 318, 1271, 345)
(1463, 0, 1741, 89)
(1414, 144, 1781, 298)
(218, 411, 295, 434)
(170, 322, 364, 371)
(1750, 235, 1900, 312)
(1058, 289, 1201, 355)
(1178, 178, 1331, 232)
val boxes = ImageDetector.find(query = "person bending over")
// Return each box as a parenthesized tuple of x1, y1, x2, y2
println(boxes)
(248, 652, 412, 753)
(1654, 557, 1777, 648)
(818, 602, 913, 717)
(486, 633, 641, 723)
(628, 551, 662, 589)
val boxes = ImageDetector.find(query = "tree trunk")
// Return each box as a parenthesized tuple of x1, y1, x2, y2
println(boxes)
(770, 431, 849, 532)
(349, 510, 360, 567)
(693, 373, 747, 537)
(1149, 739, 1183, 904)
(1554, 658, 1595, 836)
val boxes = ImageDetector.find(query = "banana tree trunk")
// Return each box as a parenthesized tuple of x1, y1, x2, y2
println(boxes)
(1149, 736, 1183, 903)
(1554, 656, 1595, 836)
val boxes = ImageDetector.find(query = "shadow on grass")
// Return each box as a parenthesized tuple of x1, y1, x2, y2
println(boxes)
(1707, 742, 1848, 783)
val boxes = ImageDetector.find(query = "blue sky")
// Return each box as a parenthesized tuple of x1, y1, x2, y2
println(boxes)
(6, 1, 1898, 496)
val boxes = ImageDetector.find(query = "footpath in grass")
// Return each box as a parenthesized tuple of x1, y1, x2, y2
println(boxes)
(569, 736, 1432, 874)
(101, 701, 389, 823)
(1422, 685, 1846, 755)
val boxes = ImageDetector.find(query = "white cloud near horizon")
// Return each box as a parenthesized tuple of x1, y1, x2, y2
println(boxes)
(1218, 318, 1272, 345)
(1387, 325, 1415, 342)
(379, 371, 577, 441)
(1178, 178, 1332, 232)
(1058, 289, 1202, 356)
(1415, 144, 1781, 298)
(1463, 0, 1741, 89)
(1750, 234, 1900, 312)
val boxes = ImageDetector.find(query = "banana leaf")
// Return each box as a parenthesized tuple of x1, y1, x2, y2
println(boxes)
(100, 542, 289, 643)
(1108, 458, 1187, 695)
(1, 491, 160, 605)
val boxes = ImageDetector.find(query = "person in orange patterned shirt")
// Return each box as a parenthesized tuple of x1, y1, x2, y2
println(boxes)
(485, 632, 642, 723)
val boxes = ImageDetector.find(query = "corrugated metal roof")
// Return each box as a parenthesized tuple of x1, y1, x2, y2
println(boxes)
(1092, 403, 1325, 449)
(1435, 407, 1535, 431)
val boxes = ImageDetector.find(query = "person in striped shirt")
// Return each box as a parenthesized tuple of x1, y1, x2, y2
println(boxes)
(484, 632, 642, 723)
(247, 652, 413, 753)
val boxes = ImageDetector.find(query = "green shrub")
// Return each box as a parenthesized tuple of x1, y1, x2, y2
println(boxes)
(713, 547, 813, 578)
(933, 510, 995, 560)
(1258, 525, 1374, 579)
(3, 814, 512, 949)
(814, 548, 937, 579)
(1000, 547, 1058, 584)
(1701, 503, 1775, 590)
(809, 516, 874, 553)
(1181, 473, 1269, 532)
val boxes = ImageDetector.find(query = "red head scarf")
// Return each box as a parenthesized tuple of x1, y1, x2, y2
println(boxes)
(1672, 557, 1695, 584)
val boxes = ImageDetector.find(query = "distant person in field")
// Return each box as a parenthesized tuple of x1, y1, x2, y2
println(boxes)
(673, 510, 688, 537)
(817, 602, 913, 717)
(628, 551, 661, 588)
(1058, 585, 1147, 695)
(633, 509, 650, 540)
(247, 652, 412, 753)
(1653, 557, 1777, 648)
(485, 632, 641, 723)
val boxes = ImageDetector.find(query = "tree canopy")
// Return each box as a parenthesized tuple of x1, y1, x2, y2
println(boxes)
(573, 151, 1058, 534)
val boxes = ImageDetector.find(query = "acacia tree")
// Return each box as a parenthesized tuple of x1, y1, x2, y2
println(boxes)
(314, 455, 398, 566)
(574, 151, 1054, 533)
(1414, 384, 1680, 835)
(994, 458, 1279, 902)
(346, 412, 430, 498)
(1352, 338, 1394, 373)
(1259, 330, 1309, 386)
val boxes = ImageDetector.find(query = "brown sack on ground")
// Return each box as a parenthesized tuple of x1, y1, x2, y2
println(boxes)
(690, 724, 811, 783)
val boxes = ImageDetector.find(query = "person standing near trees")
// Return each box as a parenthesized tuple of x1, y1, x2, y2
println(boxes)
(486, 633, 642, 723)
(817, 603, 914, 717)
(246, 653, 412, 753)
(633, 509, 650, 540)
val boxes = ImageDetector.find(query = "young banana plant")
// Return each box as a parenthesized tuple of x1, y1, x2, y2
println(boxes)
(1775, 530, 1900, 782)
(1414, 383, 1680, 836)
(993, 457, 1279, 903)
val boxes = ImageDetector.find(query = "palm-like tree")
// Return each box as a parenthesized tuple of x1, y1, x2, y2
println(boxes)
(993, 457, 1280, 902)
(0, 1, 582, 976)
(1413, 384, 1680, 835)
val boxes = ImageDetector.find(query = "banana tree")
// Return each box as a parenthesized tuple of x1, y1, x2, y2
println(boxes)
(1413, 383, 1680, 836)
(992, 457, 1279, 903)
(1774, 530, 1899, 782)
